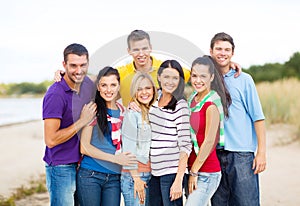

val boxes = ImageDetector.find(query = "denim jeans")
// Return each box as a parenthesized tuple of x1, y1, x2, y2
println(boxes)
(211, 150, 260, 206)
(77, 167, 121, 206)
(149, 173, 186, 206)
(45, 163, 77, 206)
(121, 172, 151, 206)
(185, 172, 221, 206)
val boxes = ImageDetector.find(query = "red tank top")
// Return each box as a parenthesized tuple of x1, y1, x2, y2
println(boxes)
(188, 101, 221, 172)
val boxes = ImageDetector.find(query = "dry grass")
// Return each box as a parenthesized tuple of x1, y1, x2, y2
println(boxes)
(256, 78, 300, 138)
(0, 175, 46, 206)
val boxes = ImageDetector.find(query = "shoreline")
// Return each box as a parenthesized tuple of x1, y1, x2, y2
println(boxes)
(0, 119, 41, 128)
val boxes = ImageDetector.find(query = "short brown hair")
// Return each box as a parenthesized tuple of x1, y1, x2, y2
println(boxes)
(210, 32, 235, 52)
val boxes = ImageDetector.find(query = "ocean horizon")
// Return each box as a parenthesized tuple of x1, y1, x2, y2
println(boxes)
(0, 97, 43, 126)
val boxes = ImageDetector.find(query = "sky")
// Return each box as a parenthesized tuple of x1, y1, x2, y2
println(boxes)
(1, 0, 300, 83)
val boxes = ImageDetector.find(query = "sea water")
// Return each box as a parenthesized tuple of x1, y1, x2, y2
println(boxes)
(0, 98, 43, 126)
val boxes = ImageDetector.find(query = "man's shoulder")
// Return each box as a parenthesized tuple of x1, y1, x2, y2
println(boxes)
(45, 81, 65, 96)
(82, 76, 95, 88)
(117, 61, 135, 76)
(151, 56, 162, 68)
(237, 72, 255, 84)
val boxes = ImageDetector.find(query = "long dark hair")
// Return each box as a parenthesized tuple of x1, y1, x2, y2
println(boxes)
(95, 66, 120, 135)
(157, 59, 185, 111)
(191, 55, 231, 118)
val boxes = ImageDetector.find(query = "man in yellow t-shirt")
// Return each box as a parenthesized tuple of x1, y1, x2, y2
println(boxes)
(117, 30, 190, 106)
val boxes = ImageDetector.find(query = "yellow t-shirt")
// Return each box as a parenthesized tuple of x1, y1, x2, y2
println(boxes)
(117, 56, 190, 106)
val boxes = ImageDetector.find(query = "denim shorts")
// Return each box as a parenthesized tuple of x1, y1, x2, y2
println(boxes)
(185, 172, 221, 206)
(45, 163, 77, 206)
(121, 171, 151, 206)
(211, 150, 260, 206)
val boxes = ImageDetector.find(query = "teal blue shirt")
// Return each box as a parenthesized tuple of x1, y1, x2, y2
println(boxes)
(80, 108, 121, 174)
(223, 69, 265, 152)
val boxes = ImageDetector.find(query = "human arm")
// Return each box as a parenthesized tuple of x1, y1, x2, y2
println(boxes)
(54, 70, 65, 82)
(170, 151, 188, 201)
(121, 111, 139, 169)
(188, 105, 220, 194)
(243, 75, 266, 174)
(44, 101, 97, 148)
(123, 111, 148, 202)
(129, 169, 147, 204)
(253, 119, 266, 174)
(170, 101, 192, 201)
(54, 70, 96, 82)
(230, 61, 242, 77)
(128, 101, 141, 112)
(80, 124, 137, 166)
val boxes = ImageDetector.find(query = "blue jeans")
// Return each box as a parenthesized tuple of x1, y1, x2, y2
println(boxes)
(45, 163, 77, 206)
(211, 150, 260, 206)
(149, 173, 186, 206)
(77, 167, 121, 206)
(185, 172, 221, 206)
(121, 172, 151, 206)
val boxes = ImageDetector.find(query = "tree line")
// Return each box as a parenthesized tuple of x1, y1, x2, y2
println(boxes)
(245, 52, 300, 82)
(0, 81, 52, 96)
(0, 51, 299, 96)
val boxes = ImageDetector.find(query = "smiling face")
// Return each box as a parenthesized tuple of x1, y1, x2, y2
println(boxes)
(97, 74, 120, 106)
(63, 54, 88, 86)
(158, 67, 180, 95)
(128, 38, 152, 71)
(191, 64, 214, 97)
(136, 77, 154, 105)
(210, 40, 234, 73)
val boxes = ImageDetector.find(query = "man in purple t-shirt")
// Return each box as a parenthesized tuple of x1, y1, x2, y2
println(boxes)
(43, 43, 96, 206)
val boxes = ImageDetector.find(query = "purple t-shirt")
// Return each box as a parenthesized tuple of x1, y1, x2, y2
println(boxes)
(42, 76, 95, 166)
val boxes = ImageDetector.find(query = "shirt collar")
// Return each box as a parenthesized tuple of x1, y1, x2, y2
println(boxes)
(223, 68, 236, 77)
(60, 76, 87, 93)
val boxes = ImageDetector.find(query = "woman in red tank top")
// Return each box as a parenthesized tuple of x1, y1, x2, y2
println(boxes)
(185, 55, 231, 206)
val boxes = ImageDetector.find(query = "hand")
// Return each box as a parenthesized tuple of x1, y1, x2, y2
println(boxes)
(133, 177, 147, 203)
(79, 101, 97, 126)
(230, 61, 242, 78)
(253, 152, 266, 174)
(188, 175, 198, 194)
(114, 152, 137, 166)
(170, 179, 183, 201)
(54, 69, 65, 82)
(128, 101, 141, 112)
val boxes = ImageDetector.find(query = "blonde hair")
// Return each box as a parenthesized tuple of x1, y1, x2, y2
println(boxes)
(130, 72, 157, 123)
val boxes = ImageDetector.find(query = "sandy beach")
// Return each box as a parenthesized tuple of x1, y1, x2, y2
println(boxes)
(0, 121, 299, 205)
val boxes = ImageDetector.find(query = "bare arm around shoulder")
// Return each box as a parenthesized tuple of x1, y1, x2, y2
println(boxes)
(188, 105, 220, 194)
(80, 125, 137, 166)
(230, 61, 242, 77)
(54, 70, 96, 82)
(44, 102, 97, 148)
(253, 119, 267, 174)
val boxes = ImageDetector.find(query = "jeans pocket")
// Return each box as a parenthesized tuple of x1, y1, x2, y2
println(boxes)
(197, 173, 210, 193)
(78, 168, 94, 178)
(234, 152, 255, 182)
(198, 173, 210, 183)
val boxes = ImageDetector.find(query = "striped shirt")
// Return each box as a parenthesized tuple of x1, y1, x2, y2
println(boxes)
(149, 99, 192, 176)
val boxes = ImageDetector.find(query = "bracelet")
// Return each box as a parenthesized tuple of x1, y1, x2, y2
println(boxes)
(189, 171, 198, 177)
